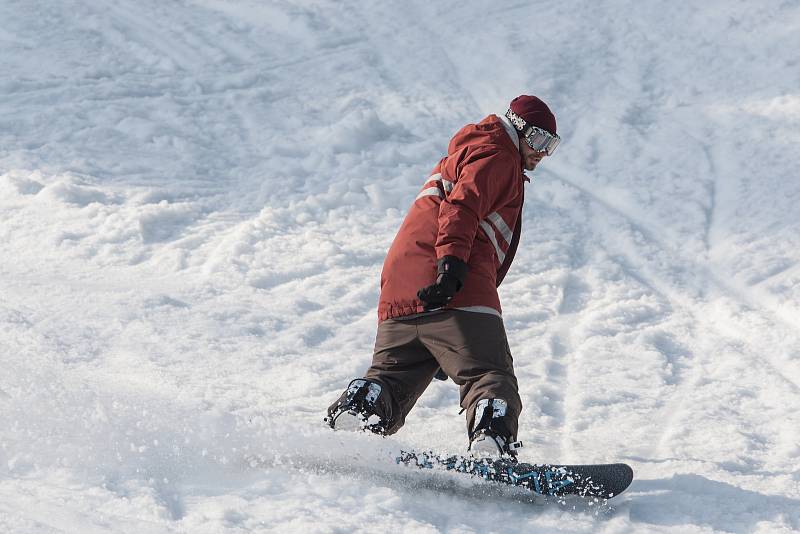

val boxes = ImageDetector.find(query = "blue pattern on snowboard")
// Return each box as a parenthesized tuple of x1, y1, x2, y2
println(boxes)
(397, 451, 633, 499)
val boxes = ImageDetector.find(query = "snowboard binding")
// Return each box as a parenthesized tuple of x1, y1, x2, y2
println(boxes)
(468, 399, 523, 461)
(326, 378, 390, 435)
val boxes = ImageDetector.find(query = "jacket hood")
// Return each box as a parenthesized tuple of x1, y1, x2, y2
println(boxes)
(447, 114, 521, 161)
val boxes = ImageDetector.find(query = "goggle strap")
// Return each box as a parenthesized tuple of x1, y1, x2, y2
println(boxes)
(505, 108, 528, 133)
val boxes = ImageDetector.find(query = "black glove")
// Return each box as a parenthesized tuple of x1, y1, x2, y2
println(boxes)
(417, 256, 469, 310)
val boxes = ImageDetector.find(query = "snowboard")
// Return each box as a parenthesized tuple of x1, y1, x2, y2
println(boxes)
(396, 451, 633, 499)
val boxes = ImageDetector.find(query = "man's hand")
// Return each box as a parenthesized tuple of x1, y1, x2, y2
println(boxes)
(417, 256, 469, 310)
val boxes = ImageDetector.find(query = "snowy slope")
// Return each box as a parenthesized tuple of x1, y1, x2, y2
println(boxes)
(1, 0, 799, 532)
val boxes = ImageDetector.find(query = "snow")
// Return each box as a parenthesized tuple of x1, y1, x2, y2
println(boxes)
(1, 0, 799, 532)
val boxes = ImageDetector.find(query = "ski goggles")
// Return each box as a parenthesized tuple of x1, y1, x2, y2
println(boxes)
(522, 124, 561, 156)
(505, 108, 561, 156)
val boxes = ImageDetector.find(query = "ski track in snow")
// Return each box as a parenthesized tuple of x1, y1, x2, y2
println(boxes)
(2, 0, 800, 532)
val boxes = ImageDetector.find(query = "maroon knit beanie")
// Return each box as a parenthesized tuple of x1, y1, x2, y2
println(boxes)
(509, 95, 557, 135)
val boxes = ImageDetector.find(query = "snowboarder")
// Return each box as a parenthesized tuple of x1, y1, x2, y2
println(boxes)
(326, 95, 560, 460)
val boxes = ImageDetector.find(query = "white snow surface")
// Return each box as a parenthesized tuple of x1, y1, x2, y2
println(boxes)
(1, 1, 799, 532)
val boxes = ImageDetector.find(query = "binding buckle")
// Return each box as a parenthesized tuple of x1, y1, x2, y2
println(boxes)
(508, 440, 524, 452)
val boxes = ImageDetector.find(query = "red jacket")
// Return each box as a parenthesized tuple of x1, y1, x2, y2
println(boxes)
(378, 114, 526, 322)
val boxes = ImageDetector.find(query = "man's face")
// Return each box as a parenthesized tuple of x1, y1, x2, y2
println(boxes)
(519, 139, 547, 171)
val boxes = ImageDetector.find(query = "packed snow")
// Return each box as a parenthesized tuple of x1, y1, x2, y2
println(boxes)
(1, 0, 799, 532)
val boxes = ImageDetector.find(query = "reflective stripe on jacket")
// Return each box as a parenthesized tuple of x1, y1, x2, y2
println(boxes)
(378, 114, 526, 322)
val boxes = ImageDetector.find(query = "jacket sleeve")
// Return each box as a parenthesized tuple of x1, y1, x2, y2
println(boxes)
(434, 148, 519, 262)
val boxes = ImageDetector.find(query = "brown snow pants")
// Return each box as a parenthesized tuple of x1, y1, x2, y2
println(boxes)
(364, 310, 521, 438)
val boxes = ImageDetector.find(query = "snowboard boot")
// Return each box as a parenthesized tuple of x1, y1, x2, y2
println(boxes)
(468, 399, 523, 461)
(325, 378, 390, 435)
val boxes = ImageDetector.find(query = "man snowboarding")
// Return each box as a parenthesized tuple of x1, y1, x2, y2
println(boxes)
(327, 95, 561, 460)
